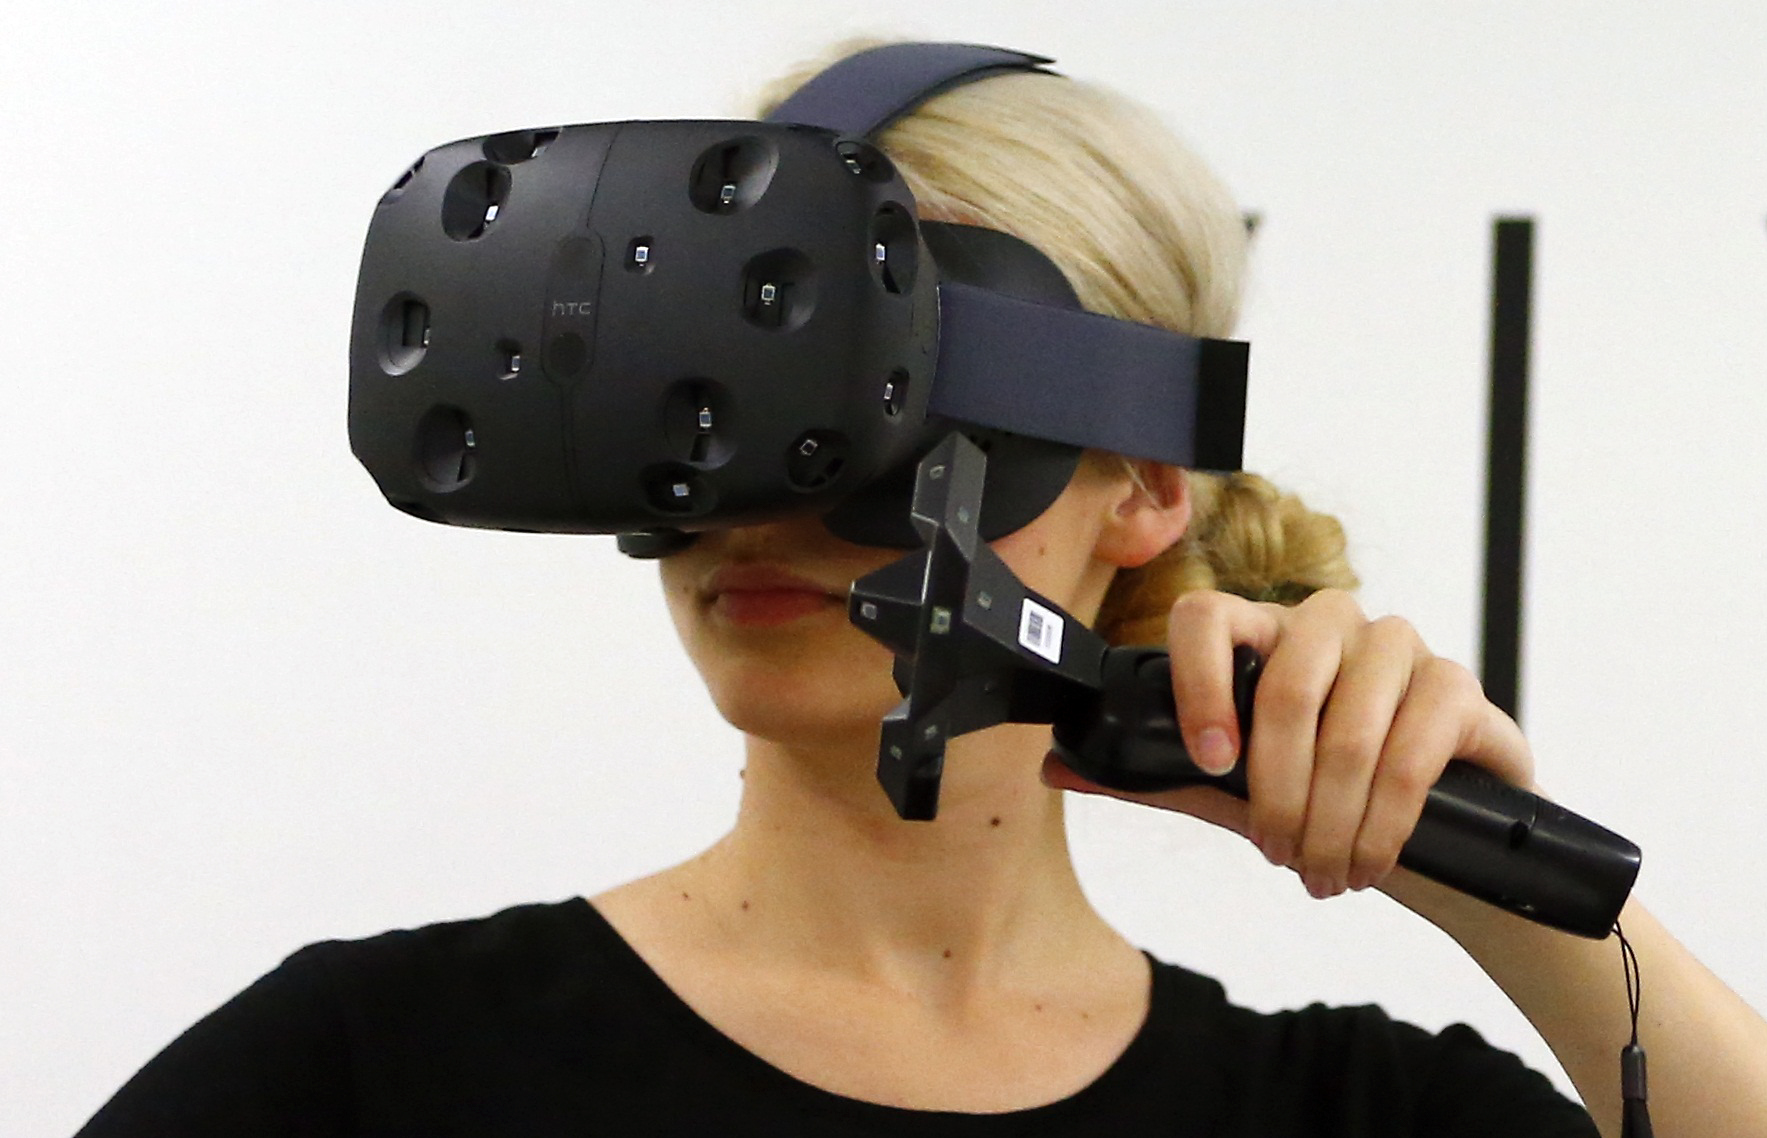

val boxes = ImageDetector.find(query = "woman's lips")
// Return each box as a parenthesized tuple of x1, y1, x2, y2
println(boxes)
(703, 565, 848, 628)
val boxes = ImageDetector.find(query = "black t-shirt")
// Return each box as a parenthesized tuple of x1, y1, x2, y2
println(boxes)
(77, 898, 1597, 1137)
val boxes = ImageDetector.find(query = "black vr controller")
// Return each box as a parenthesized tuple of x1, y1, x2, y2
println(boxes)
(347, 42, 1640, 938)
(852, 433, 1640, 940)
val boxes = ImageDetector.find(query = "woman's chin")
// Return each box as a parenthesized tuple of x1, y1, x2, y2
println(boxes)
(707, 665, 898, 752)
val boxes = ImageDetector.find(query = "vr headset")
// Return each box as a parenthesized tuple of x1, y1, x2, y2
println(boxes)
(347, 42, 1641, 940)
(347, 43, 1249, 556)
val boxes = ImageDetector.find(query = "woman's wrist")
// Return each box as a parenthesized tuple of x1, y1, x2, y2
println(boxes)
(1378, 874, 1767, 1138)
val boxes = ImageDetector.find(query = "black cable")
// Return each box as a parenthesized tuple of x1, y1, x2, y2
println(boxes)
(1615, 920, 1653, 1138)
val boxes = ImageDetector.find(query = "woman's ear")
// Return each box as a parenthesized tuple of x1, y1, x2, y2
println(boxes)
(1095, 460, 1191, 569)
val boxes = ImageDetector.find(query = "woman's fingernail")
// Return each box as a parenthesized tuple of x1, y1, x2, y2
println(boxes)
(1196, 727, 1236, 774)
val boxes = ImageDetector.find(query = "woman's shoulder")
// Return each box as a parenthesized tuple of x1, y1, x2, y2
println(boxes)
(76, 899, 612, 1137)
(1145, 956, 1595, 1136)
(276, 896, 638, 1048)
(289, 895, 601, 993)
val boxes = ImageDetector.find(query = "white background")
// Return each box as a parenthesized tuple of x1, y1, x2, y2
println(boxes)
(4, 2, 1765, 1134)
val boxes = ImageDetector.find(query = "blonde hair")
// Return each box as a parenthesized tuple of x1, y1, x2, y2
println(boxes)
(757, 42, 1358, 644)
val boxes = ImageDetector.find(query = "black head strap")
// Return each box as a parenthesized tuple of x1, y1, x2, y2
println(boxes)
(931, 283, 1248, 470)
(765, 43, 1055, 137)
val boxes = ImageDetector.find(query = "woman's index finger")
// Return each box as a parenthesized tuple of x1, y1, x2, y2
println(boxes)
(1164, 592, 1283, 775)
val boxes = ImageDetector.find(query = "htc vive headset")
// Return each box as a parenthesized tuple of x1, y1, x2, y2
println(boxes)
(348, 43, 1251, 553)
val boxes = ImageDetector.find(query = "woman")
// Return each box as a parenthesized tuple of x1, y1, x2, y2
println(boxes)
(79, 40, 1767, 1138)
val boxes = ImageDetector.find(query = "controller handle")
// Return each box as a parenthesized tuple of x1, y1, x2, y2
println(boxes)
(1050, 645, 1641, 939)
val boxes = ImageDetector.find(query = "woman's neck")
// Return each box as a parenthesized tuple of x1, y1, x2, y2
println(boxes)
(656, 721, 1131, 1006)
(591, 719, 1155, 1111)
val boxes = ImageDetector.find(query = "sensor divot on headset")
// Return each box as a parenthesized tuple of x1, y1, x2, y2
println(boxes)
(414, 406, 477, 493)
(786, 431, 848, 491)
(496, 340, 523, 380)
(442, 161, 512, 241)
(688, 137, 778, 214)
(869, 205, 919, 294)
(483, 128, 558, 164)
(742, 249, 816, 330)
(377, 294, 431, 375)
(381, 155, 425, 205)
(834, 140, 895, 183)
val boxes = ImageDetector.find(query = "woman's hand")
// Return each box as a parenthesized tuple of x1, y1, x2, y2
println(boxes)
(1042, 588, 1767, 1138)
(1044, 588, 1536, 899)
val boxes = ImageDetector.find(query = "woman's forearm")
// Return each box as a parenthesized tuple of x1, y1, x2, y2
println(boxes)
(1382, 873, 1767, 1138)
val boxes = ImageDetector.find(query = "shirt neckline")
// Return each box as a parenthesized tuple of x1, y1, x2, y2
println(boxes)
(565, 896, 1200, 1132)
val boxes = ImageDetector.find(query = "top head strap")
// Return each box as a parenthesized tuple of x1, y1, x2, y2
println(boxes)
(765, 43, 1056, 138)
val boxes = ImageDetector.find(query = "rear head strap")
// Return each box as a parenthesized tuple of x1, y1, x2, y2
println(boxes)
(765, 43, 1056, 137)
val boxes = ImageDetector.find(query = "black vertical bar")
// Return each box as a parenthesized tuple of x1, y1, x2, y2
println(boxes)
(1482, 218, 1534, 722)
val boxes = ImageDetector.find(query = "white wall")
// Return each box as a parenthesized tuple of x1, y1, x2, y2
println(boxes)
(4, 1, 1764, 1133)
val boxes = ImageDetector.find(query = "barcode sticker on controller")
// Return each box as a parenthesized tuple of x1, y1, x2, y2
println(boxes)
(1018, 598, 1064, 663)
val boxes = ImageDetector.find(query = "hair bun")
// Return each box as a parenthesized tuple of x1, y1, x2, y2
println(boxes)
(1096, 471, 1359, 646)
